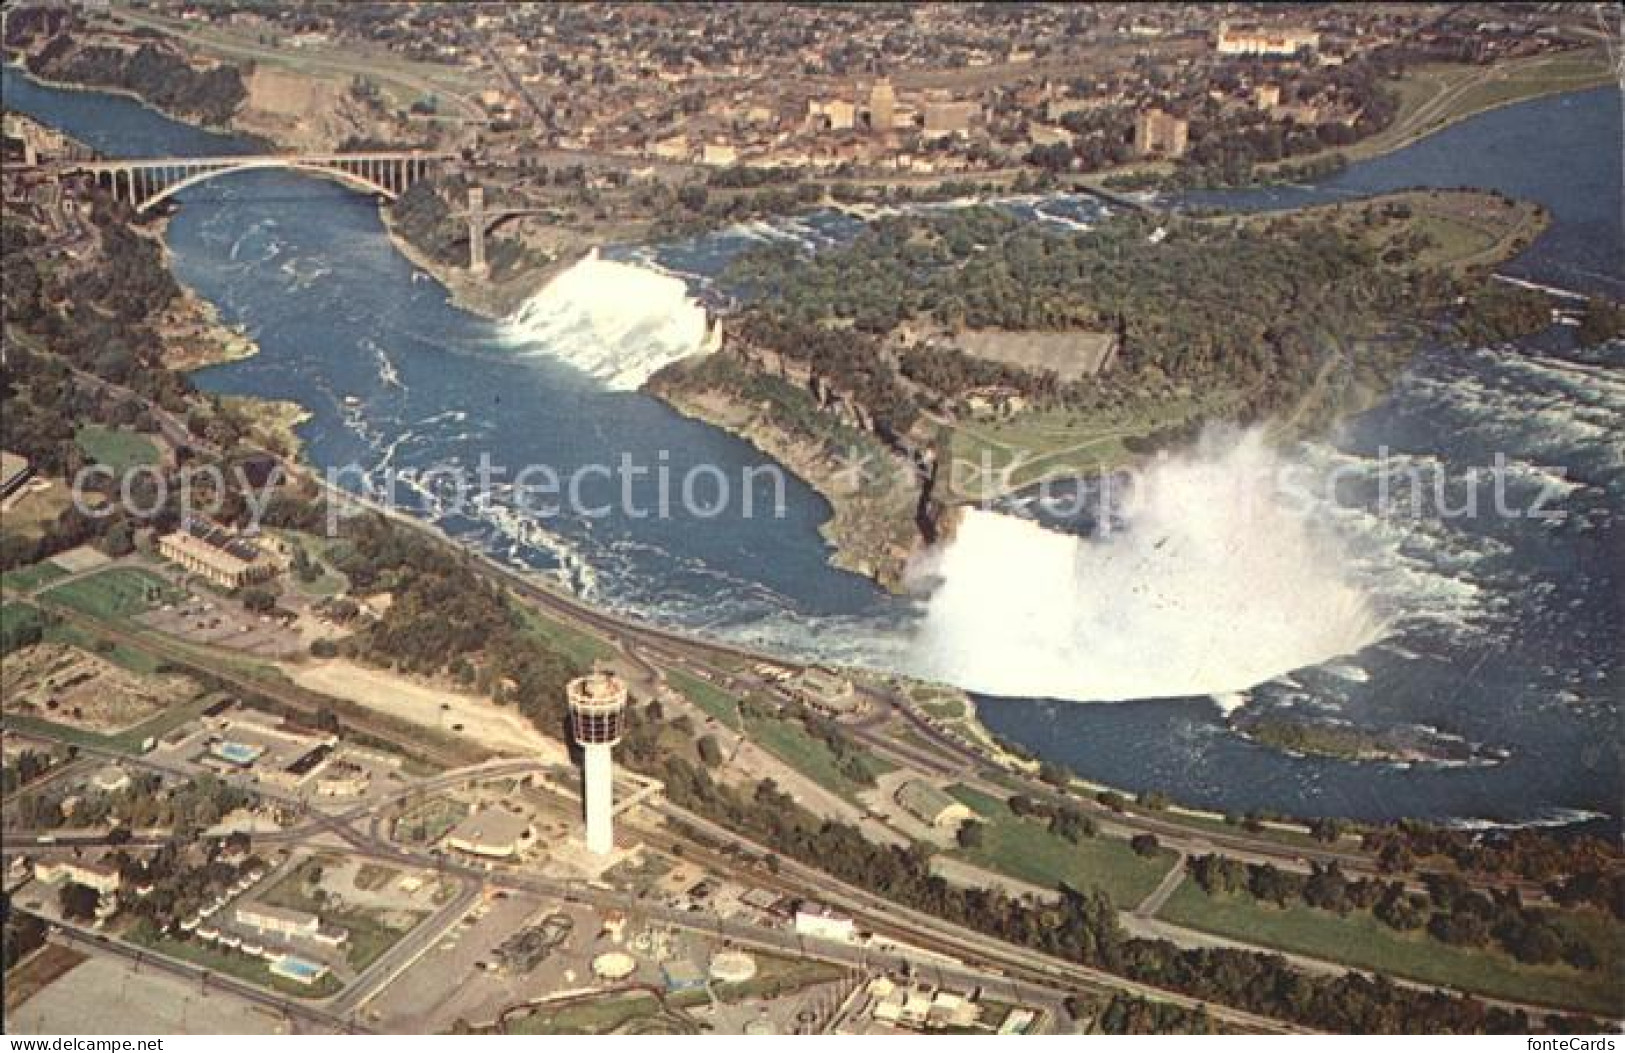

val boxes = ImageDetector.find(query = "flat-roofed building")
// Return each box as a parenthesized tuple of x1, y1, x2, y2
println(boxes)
(867, 77, 897, 132)
(1133, 108, 1189, 159)
(922, 99, 979, 139)
(35, 859, 121, 895)
(236, 902, 321, 940)
(158, 518, 282, 590)
(793, 901, 855, 942)
(445, 805, 533, 859)
(791, 667, 860, 715)
(1217, 22, 1320, 57)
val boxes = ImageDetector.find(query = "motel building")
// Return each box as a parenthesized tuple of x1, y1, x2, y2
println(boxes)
(235, 902, 348, 947)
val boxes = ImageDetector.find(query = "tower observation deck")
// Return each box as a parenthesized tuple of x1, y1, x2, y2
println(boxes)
(568, 672, 628, 855)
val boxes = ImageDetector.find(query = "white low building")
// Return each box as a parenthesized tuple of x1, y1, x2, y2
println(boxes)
(793, 901, 855, 943)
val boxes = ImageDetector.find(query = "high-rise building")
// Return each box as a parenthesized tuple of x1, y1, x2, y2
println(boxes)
(868, 77, 897, 132)
(1133, 109, 1189, 159)
(568, 671, 628, 855)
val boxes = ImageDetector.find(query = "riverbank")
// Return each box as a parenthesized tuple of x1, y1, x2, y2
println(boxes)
(648, 372, 926, 588)
(376, 206, 583, 321)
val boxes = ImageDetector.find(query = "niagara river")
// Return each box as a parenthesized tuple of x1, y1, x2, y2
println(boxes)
(7, 62, 1619, 832)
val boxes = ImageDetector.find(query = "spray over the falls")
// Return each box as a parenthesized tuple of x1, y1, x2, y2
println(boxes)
(907, 429, 1389, 702)
(503, 254, 709, 390)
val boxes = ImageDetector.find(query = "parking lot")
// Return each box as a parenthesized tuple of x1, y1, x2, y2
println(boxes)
(140, 594, 305, 658)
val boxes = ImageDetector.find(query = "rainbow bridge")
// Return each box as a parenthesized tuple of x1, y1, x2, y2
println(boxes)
(60, 151, 456, 212)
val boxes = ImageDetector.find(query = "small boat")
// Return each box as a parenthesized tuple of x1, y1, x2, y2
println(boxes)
(343, 395, 362, 408)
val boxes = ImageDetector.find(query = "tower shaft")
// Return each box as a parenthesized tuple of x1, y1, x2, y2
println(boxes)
(584, 743, 614, 855)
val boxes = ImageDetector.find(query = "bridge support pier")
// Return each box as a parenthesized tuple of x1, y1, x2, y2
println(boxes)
(467, 185, 488, 277)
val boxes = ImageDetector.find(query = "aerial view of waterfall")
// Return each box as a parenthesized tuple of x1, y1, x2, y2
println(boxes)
(3, 4, 1621, 1037)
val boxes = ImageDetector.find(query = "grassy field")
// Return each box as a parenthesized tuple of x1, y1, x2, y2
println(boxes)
(74, 425, 160, 475)
(1, 561, 69, 595)
(944, 387, 1238, 498)
(126, 922, 342, 999)
(518, 605, 615, 667)
(41, 567, 184, 622)
(703, 952, 844, 1004)
(1159, 884, 1623, 1017)
(745, 708, 893, 802)
(1239, 190, 1549, 278)
(42, 620, 167, 676)
(947, 785, 1178, 907)
(669, 669, 742, 730)
(0, 479, 73, 540)
(395, 796, 470, 845)
(259, 858, 425, 970)
(2, 601, 47, 647)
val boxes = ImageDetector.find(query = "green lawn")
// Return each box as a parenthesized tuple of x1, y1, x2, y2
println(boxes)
(42, 567, 183, 621)
(42, 620, 166, 676)
(273, 532, 350, 598)
(1160, 884, 1623, 1018)
(920, 697, 966, 721)
(945, 389, 1237, 498)
(126, 921, 342, 999)
(75, 425, 160, 474)
(518, 605, 615, 666)
(669, 669, 742, 730)
(745, 708, 893, 802)
(948, 784, 1178, 907)
(259, 857, 424, 970)
(1, 561, 69, 595)
(1, 601, 47, 650)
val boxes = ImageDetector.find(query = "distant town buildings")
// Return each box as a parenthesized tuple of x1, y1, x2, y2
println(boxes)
(1133, 108, 1189, 159)
(1216, 22, 1321, 57)
(922, 98, 980, 140)
(35, 858, 122, 895)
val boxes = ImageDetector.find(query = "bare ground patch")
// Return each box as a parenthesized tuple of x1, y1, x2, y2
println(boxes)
(1, 642, 198, 733)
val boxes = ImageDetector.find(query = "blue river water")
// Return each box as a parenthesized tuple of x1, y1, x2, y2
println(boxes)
(7, 65, 1620, 829)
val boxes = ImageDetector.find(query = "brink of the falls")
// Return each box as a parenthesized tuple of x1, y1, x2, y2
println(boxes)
(907, 429, 1389, 702)
(503, 253, 709, 390)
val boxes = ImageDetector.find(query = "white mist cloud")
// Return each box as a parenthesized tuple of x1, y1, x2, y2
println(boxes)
(503, 253, 708, 390)
(906, 428, 1389, 701)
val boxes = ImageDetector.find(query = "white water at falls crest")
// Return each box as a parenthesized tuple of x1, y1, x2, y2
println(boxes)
(907, 429, 1390, 702)
(503, 254, 709, 390)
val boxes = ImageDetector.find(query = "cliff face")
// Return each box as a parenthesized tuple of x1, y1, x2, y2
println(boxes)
(647, 347, 934, 590)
